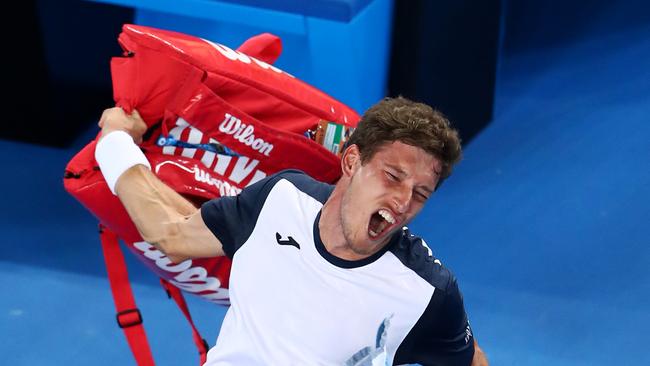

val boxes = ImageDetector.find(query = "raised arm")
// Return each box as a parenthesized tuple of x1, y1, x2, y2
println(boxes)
(95, 107, 224, 262)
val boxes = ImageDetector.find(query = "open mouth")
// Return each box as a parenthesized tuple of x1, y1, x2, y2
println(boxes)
(368, 209, 397, 239)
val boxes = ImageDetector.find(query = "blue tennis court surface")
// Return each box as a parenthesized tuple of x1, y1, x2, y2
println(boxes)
(2, 12, 649, 366)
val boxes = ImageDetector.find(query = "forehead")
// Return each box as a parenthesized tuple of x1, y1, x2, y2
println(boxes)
(369, 141, 442, 180)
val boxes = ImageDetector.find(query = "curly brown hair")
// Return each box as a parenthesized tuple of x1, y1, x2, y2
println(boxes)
(346, 96, 462, 185)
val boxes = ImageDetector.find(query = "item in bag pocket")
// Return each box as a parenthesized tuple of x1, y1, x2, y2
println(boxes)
(313, 120, 355, 157)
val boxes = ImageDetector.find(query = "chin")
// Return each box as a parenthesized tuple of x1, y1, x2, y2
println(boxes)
(349, 245, 376, 257)
(352, 236, 389, 256)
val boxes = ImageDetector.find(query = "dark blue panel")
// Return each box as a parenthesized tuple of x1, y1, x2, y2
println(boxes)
(215, 0, 373, 21)
(503, 0, 650, 54)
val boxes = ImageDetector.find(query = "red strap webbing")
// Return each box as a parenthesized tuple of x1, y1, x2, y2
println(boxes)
(160, 279, 210, 364)
(99, 224, 155, 366)
(99, 224, 208, 365)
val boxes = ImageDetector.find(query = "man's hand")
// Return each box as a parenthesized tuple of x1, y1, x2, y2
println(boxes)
(95, 106, 226, 261)
(471, 340, 489, 366)
(98, 107, 148, 144)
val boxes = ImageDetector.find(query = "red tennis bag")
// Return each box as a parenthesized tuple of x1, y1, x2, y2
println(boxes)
(63, 24, 359, 365)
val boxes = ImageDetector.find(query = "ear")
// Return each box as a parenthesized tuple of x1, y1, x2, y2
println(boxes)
(341, 144, 361, 178)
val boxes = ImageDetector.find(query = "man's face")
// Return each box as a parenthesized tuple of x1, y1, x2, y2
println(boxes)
(339, 141, 442, 256)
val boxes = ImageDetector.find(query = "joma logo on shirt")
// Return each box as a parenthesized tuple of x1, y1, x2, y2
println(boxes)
(275, 233, 300, 249)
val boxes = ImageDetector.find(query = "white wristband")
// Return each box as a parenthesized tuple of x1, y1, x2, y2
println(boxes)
(95, 130, 151, 195)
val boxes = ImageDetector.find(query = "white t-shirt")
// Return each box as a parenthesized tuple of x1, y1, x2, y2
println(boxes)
(201, 170, 474, 365)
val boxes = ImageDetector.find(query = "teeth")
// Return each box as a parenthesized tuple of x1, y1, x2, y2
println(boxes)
(378, 209, 395, 224)
(369, 229, 378, 237)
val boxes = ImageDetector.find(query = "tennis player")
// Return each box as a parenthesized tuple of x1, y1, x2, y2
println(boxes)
(95, 97, 488, 365)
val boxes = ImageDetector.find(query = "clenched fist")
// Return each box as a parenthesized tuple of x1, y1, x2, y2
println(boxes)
(98, 107, 148, 144)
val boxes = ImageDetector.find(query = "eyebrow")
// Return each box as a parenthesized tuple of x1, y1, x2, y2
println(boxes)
(385, 163, 407, 177)
(385, 163, 436, 194)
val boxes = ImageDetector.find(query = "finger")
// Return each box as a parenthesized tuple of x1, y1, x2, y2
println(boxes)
(98, 109, 109, 127)
(130, 110, 147, 129)
(100, 107, 121, 124)
(132, 114, 148, 136)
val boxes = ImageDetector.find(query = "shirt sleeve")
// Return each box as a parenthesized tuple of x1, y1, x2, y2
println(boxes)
(200, 174, 277, 258)
(393, 276, 475, 366)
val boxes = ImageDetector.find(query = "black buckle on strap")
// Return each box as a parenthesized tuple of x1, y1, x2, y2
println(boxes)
(201, 338, 210, 353)
(116, 308, 143, 328)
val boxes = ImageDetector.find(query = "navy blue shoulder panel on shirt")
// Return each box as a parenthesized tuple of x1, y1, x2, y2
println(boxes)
(390, 230, 475, 366)
(201, 169, 332, 258)
(277, 169, 334, 204)
(388, 228, 452, 288)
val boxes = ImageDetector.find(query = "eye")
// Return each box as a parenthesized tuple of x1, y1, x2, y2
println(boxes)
(385, 171, 399, 182)
(415, 190, 430, 201)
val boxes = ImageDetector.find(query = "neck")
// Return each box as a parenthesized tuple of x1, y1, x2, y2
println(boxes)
(318, 182, 354, 260)
(319, 183, 371, 261)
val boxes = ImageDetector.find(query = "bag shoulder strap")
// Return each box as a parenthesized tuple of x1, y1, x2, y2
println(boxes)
(99, 224, 208, 365)
(160, 279, 210, 364)
(100, 224, 155, 366)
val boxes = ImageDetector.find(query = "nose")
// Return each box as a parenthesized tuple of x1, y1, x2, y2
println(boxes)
(392, 185, 412, 214)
